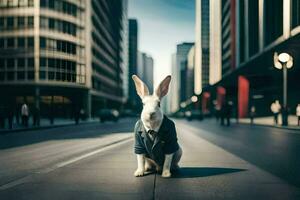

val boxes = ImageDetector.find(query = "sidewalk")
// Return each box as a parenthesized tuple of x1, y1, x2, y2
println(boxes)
(0, 118, 98, 134)
(239, 115, 300, 130)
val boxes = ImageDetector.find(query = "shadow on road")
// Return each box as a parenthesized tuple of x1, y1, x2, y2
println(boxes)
(172, 167, 246, 178)
(0, 118, 137, 150)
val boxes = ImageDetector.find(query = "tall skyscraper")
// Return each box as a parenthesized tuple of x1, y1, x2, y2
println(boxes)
(186, 45, 195, 99)
(195, 0, 210, 95)
(176, 42, 194, 102)
(168, 43, 193, 113)
(128, 19, 138, 108)
(121, 0, 129, 102)
(209, 0, 222, 85)
(0, 0, 127, 118)
(221, 0, 236, 76)
(137, 52, 153, 93)
(169, 53, 178, 113)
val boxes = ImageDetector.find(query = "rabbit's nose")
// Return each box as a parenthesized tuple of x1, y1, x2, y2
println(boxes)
(149, 112, 156, 118)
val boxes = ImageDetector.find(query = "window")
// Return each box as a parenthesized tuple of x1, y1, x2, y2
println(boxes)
(49, 18, 55, 29)
(0, 38, 4, 48)
(27, 57, 34, 68)
(40, 57, 46, 67)
(39, 71, 46, 79)
(27, 37, 34, 48)
(18, 37, 25, 47)
(18, 17, 25, 27)
(0, 59, 4, 69)
(40, 37, 46, 48)
(28, 16, 34, 28)
(48, 71, 54, 80)
(7, 58, 14, 69)
(0, 72, 4, 81)
(264, 0, 283, 45)
(7, 0, 16, 7)
(7, 37, 14, 48)
(292, 0, 300, 28)
(0, 17, 4, 30)
(17, 58, 25, 68)
(28, 0, 34, 7)
(0, 0, 7, 8)
(27, 71, 34, 80)
(7, 72, 14, 80)
(18, 0, 27, 7)
(40, 0, 47, 7)
(7, 17, 14, 29)
(48, 58, 54, 68)
(40, 17, 48, 28)
(17, 71, 25, 80)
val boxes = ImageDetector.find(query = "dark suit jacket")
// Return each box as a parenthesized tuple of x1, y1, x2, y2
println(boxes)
(134, 116, 180, 166)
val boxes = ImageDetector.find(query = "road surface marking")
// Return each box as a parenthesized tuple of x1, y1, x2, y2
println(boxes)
(0, 136, 133, 191)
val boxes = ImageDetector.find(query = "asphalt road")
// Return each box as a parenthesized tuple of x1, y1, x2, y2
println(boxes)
(0, 118, 300, 199)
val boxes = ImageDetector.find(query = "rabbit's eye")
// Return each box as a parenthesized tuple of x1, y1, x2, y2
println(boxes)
(158, 102, 161, 107)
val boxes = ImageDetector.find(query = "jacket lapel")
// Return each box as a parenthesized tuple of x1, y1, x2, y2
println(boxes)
(152, 117, 166, 151)
(139, 125, 153, 153)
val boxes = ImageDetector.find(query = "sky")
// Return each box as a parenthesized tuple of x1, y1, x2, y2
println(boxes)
(128, 0, 195, 89)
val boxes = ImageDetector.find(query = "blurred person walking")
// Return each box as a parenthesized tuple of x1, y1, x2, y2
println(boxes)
(271, 100, 281, 125)
(21, 103, 29, 127)
(250, 106, 256, 124)
(296, 104, 300, 126)
(220, 101, 232, 126)
(0, 105, 5, 128)
(32, 106, 40, 126)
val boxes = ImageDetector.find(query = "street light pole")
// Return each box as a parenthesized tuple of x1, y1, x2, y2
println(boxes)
(283, 62, 287, 109)
(273, 52, 293, 126)
(282, 63, 288, 126)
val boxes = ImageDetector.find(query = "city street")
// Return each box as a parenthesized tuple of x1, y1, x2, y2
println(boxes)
(0, 118, 300, 199)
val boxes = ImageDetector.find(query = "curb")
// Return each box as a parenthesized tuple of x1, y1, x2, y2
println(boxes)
(238, 122, 300, 131)
(0, 120, 98, 134)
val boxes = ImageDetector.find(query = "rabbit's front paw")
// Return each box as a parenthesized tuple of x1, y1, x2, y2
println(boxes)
(162, 170, 171, 178)
(134, 169, 145, 177)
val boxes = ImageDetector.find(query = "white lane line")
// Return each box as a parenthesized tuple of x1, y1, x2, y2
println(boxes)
(0, 136, 133, 191)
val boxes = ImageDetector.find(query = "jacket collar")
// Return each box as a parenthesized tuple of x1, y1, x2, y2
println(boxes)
(139, 116, 169, 150)
(139, 116, 168, 137)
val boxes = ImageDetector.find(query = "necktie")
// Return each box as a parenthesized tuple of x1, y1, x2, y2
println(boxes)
(148, 130, 156, 136)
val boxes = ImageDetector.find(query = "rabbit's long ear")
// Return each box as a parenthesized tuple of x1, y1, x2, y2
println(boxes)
(155, 75, 171, 99)
(132, 75, 149, 99)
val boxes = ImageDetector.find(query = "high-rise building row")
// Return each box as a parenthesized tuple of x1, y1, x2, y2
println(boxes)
(0, 0, 128, 118)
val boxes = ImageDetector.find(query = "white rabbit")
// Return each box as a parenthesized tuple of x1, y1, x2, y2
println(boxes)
(132, 75, 182, 178)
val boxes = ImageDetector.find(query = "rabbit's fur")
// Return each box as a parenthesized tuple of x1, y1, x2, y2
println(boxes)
(132, 75, 182, 178)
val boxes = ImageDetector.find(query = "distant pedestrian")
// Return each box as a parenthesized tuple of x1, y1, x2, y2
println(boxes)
(250, 106, 256, 124)
(32, 106, 40, 126)
(21, 103, 29, 127)
(8, 105, 14, 129)
(215, 105, 221, 122)
(271, 100, 281, 125)
(296, 104, 300, 126)
(0, 105, 5, 128)
(220, 101, 232, 126)
(74, 106, 80, 125)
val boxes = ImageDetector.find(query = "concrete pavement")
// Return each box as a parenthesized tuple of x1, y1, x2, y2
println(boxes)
(1, 118, 300, 199)
(239, 115, 300, 130)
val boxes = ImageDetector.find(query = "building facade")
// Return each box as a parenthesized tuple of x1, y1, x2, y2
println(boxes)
(0, 0, 127, 119)
(186, 45, 195, 99)
(209, 0, 222, 85)
(176, 42, 194, 103)
(195, 0, 210, 95)
(199, 0, 300, 119)
(137, 51, 153, 93)
(127, 19, 138, 109)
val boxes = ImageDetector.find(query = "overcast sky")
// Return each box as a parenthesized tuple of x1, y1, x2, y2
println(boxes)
(128, 0, 195, 89)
